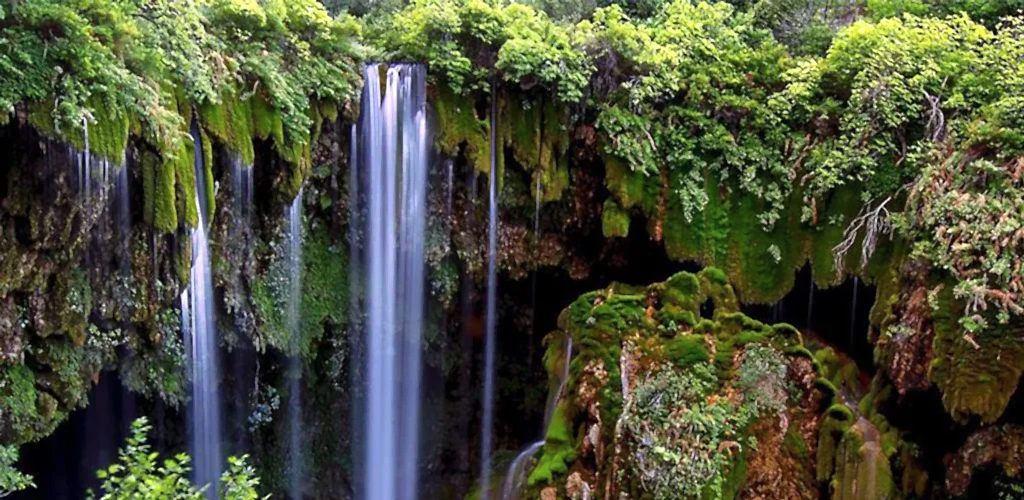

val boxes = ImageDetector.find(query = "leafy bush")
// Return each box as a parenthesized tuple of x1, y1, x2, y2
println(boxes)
(0, 445, 34, 497)
(88, 418, 265, 500)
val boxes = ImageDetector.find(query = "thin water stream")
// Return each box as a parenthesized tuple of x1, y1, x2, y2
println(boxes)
(181, 121, 222, 496)
(286, 189, 303, 500)
(480, 80, 499, 500)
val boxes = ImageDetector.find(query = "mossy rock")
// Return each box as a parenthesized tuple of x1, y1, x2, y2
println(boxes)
(199, 88, 256, 165)
(530, 268, 824, 497)
(26, 96, 130, 162)
(433, 85, 490, 175)
(601, 199, 630, 238)
(500, 93, 570, 201)
(930, 287, 1024, 423)
(252, 222, 348, 356)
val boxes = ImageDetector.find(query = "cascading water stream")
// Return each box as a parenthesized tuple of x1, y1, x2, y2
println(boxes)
(286, 189, 304, 500)
(181, 122, 222, 496)
(480, 80, 499, 500)
(502, 336, 574, 500)
(354, 63, 429, 500)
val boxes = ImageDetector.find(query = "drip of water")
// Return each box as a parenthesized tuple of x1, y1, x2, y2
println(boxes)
(114, 161, 130, 271)
(503, 336, 574, 500)
(849, 277, 859, 347)
(356, 63, 429, 500)
(543, 337, 573, 430)
(534, 175, 542, 237)
(286, 189, 303, 500)
(807, 278, 815, 329)
(181, 121, 222, 496)
(480, 80, 499, 500)
(772, 300, 783, 324)
(528, 176, 542, 372)
(446, 158, 454, 223)
(230, 156, 254, 258)
(82, 117, 90, 195)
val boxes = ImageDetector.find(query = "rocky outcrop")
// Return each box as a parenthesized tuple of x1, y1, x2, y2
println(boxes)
(520, 269, 829, 499)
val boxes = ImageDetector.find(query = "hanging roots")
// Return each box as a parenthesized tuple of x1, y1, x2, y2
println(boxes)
(832, 195, 896, 271)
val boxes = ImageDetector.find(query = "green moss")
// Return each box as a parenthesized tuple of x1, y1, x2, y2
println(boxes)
(816, 377, 839, 404)
(26, 96, 129, 161)
(718, 450, 749, 500)
(810, 187, 862, 287)
(817, 404, 854, 483)
(772, 323, 803, 346)
(141, 149, 156, 226)
(831, 423, 895, 500)
(500, 93, 570, 201)
(598, 154, 647, 213)
(433, 85, 489, 174)
(665, 335, 710, 368)
(170, 141, 199, 228)
(199, 88, 256, 165)
(814, 347, 842, 380)
(528, 401, 575, 485)
(252, 91, 286, 146)
(199, 127, 215, 222)
(153, 148, 179, 233)
(253, 222, 348, 356)
(0, 365, 49, 444)
(784, 426, 810, 461)
(930, 287, 1024, 423)
(601, 199, 631, 238)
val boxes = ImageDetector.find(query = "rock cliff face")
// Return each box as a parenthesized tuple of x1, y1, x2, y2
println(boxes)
(3, 1, 1024, 498)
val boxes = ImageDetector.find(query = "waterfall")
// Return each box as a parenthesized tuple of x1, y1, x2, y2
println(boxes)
(480, 81, 499, 500)
(347, 122, 367, 500)
(286, 189, 303, 500)
(180, 121, 222, 496)
(354, 63, 429, 500)
(503, 336, 574, 500)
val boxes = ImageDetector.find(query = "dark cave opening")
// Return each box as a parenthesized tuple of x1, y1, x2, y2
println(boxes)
(741, 265, 877, 373)
(10, 373, 173, 500)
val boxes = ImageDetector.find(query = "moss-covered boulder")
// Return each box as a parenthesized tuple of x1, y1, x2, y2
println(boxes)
(521, 268, 828, 499)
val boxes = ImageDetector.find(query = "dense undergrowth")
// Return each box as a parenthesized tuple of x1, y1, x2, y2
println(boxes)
(2, 0, 1024, 498)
